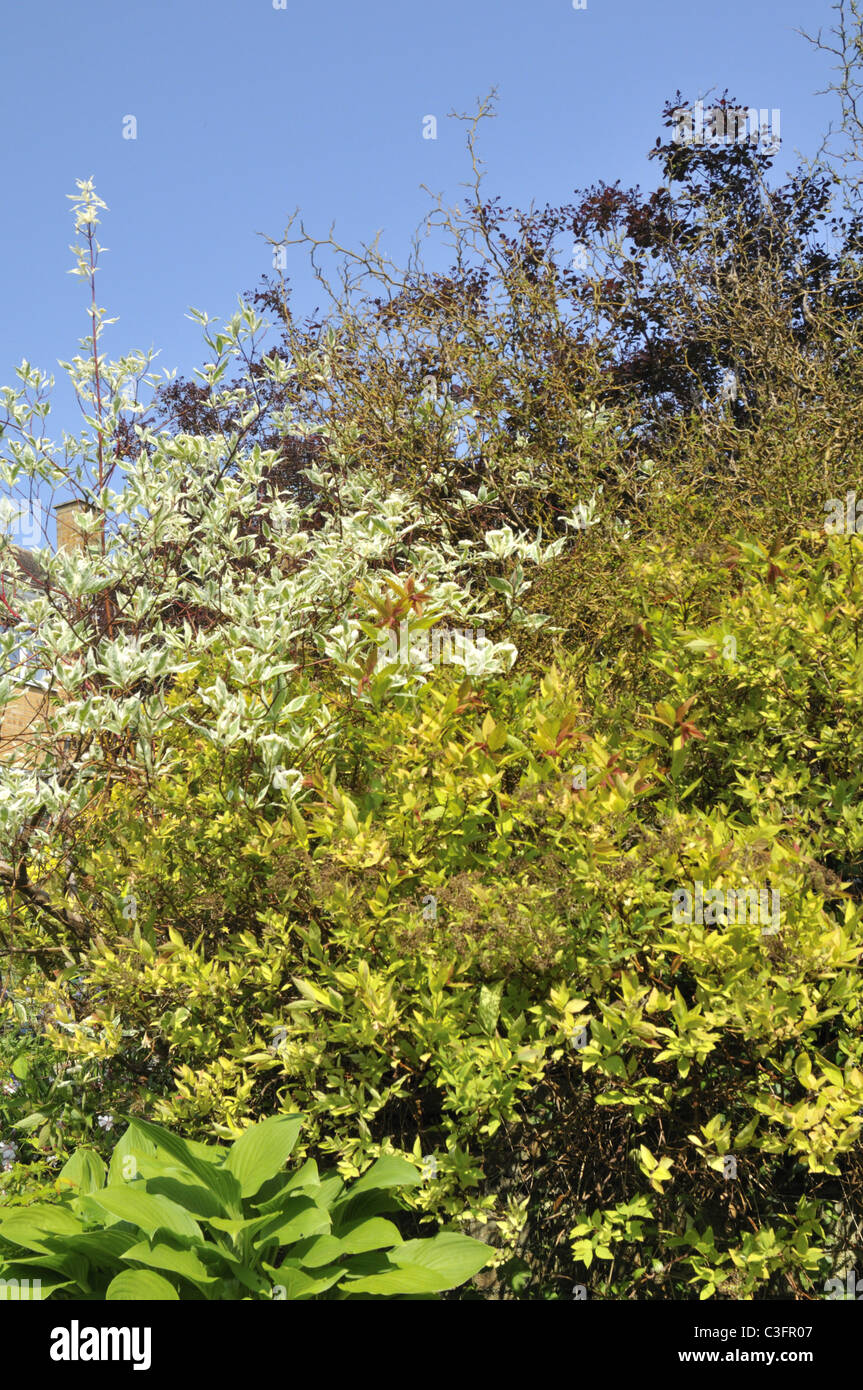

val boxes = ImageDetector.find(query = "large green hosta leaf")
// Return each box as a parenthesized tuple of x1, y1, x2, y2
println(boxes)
(225, 1114, 303, 1198)
(106, 1269, 179, 1300)
(81, 1186, 202, 1241)
(341, 1232, 490, 1295)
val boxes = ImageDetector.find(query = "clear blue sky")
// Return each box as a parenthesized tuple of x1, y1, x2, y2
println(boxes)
(0, 0, 843, 446)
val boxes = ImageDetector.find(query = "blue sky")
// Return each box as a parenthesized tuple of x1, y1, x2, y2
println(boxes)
(0, 0, 844, 454)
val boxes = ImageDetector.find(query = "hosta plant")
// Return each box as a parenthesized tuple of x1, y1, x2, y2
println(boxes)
(0, 1112, 491, 1299)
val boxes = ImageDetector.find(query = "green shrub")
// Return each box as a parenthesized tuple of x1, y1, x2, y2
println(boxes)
(5, 147, 863, 1303)
(26, 581, 863, 1298)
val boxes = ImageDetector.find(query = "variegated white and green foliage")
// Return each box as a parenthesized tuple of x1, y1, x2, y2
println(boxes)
(0, 181, 586, 858)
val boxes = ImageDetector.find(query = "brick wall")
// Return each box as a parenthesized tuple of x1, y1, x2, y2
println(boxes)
(0, 687, 47, 765)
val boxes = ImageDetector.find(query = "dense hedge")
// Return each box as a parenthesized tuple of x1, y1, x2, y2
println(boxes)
(3, 78, 863, 1298)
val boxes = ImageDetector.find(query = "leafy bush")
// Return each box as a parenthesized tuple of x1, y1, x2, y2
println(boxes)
(0, 972, 136, 1177)
(23, 585, 863, 1297)
(26, 657, 590, 1226)
(5, 46, 863, 1300)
